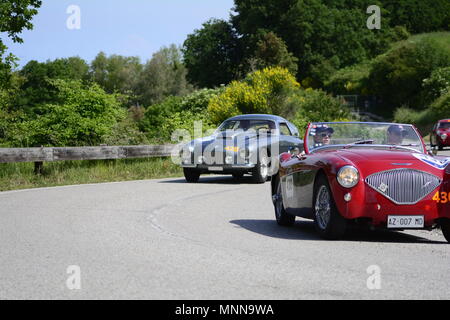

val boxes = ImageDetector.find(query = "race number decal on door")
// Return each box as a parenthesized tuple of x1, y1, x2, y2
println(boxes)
(286, 175, 294, 199)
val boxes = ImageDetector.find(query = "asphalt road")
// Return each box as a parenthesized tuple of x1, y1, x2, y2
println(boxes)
(1, 148, 449, 300)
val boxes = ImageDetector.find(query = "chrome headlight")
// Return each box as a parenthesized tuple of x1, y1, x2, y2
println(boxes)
(239, 148, 252, 159)
(441, 133, 448, 140)
(337, 166, 360, 188)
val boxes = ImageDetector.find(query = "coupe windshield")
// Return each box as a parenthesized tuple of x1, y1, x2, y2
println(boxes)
(217, 120, 276, 132)
(307, 122, 424, 153)
(438, 122, 450, 129)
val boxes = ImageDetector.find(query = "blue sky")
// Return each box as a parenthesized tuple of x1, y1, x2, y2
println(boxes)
(3, 0, 235, 68)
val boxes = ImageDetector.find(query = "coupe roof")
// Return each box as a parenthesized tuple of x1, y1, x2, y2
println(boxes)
(226, 114, 287, 122)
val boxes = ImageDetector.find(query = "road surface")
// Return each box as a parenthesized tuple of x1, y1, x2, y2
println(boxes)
(1, 149, 449, 299)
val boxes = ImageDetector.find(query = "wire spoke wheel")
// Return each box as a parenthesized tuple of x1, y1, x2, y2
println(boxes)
(315, 185, 331, 230)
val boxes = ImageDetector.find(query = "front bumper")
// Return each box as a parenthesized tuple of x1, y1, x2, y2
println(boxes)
(437, 135, 450, 146)
(181, 163, 255, 173)
(332, 181, 450, 228)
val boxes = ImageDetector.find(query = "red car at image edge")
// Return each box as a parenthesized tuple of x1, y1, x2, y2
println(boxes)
(272, 122, 450, 242)
(430, 119, 450, 150)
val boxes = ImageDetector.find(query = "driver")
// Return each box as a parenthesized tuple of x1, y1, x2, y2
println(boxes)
(312, 126, 334, 148)
(387, 125, 407, 145)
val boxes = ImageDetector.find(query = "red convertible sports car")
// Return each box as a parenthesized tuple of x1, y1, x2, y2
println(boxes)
(271, 122, 450, 242)
(430, 119, 450, 150)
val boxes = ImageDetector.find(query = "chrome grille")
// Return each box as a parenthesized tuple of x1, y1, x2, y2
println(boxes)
(365, 169, 441, 204)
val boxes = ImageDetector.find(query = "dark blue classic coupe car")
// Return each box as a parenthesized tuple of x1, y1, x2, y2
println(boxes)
(180, 114, 303, 183)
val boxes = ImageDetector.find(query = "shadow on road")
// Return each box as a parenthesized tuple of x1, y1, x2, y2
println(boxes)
(159, 175, 261, 185)
(231, 219, 321, 241)
(230, 219, 446, 244)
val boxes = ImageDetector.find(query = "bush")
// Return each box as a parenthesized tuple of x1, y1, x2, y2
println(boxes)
(394, 90, 450, 136)
(141, 88, 222, 142)
(431, 90, 450, 119)
(324, 61, 371, 95)
(207, 67, 300, 124)
(422, 67, 450, 104)
(103, 115, 150, 146)
(9, 79, 126, 147)
(368, 38, 450, 112)
(290, 89, 352, 134)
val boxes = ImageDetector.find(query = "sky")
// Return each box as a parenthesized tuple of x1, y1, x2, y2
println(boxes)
(3, 0, 235, 68)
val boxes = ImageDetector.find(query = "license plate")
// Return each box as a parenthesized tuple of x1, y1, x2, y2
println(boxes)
(387, 215, 424, 229)
(208, 166, 223, 171)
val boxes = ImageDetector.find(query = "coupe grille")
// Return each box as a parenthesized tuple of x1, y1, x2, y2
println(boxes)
(365, 169, 441, 204)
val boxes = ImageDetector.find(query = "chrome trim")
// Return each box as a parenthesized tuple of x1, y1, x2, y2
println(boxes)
(365, 169, 441, 205)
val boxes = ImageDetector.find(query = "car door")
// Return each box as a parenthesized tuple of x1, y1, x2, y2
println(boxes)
(281, 153, 317, 219)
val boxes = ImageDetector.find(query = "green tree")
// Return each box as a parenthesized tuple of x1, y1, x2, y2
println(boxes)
(90, 52, 142, 99)
(17, 57, 90, 114)
(381, 0, 450, 34)
(0, 0, 42, 85)
(368, 38, 450, 112)
(136, 45, 192, 106)
(12, 79, 126, 147)
(249, 32, 298, 75)
(422, 67, 450, 104)
(182, 19, 243, 88)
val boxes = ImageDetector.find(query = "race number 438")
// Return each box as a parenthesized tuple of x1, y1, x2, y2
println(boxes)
(432, 192, 450, 204)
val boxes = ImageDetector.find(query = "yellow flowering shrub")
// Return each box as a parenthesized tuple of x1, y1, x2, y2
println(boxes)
(208, 67, 300, 124)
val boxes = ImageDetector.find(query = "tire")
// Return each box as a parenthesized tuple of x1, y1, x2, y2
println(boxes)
(273, 176, 295, 226)
(313, 174, 347, 240)
(232, 172, 244, 180)
(438, 142, 444, 151)
(183, 168, 200, 183)
(441, 220, 450, 243)
(252, 150, 270, 184)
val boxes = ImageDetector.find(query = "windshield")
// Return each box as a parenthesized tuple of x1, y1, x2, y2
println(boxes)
(307, 122, 424, 153)
(438, 122, 450, 129)
(217, 119, 276, 132)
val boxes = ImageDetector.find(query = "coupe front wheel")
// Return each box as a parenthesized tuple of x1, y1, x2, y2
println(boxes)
(313, 175, 347, 240)
(183, 168, 200, 183)
(273, 177, 295, 226)
(252, 151, 269, 183)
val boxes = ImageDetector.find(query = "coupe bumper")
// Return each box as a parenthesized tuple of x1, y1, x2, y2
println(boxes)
(181, 163, 255, 171)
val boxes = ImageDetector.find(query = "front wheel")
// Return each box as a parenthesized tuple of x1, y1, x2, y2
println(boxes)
(252, 151, 270, 183)
(441, 220, 450, 243)
(313, 175, 347, 240)
(232, 172, 244, 180)
(273, 177, 295, 226)
(183, 168, 200, 183)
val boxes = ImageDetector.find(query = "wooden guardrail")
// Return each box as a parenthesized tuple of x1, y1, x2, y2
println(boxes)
(0, 145, 177, 174)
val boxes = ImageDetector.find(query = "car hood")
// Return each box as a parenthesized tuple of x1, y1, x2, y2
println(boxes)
(326, 148, 450, 176)
(192, 131, 259, 150)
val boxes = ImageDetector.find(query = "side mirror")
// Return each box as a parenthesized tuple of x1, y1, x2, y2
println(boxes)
(431, 146, 439, 156)
(427, 146, 438, 156)
(288, 146, 301, 157)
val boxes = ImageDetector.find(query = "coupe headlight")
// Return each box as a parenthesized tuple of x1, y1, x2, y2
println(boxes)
(441, 133, 448, 140)
(239, 148, 250, 159)
(337, 166, 360, 188)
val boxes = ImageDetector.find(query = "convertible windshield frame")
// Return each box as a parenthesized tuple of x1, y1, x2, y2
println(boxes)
(305, 122, 426, 154)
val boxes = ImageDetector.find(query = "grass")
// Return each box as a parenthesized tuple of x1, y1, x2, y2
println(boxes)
(408, 32, 450, 52)
(0, 157, 183, 192)
(386, 31, 450, 56)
